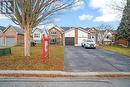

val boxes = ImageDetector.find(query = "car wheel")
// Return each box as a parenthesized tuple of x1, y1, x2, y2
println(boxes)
(81, 45, 83, 47)
(84, 44, 87, 49)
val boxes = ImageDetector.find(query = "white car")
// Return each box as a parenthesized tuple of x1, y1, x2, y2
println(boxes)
(81, 39, 87, 47)
(84, 39, 96, 49)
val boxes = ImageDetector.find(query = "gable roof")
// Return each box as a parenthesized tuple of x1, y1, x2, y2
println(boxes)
(48, 26, 64, 35)
(60, 27, 71, 31)
(4, 25, 24, 35)
(33, 27, 48, 35)
(84, 27, 91, 31)
(0, 26, 6, 32)
(63, 27, 88, 33)
(49, 26, 64, 32)
(78, 28, 88, 33)
(87, 28, 97, 33)
(33, 28, 43, 33)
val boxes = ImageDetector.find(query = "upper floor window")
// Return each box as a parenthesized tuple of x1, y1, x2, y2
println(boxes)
(51, 32, 56, 34)
(34, 33, 40, 38)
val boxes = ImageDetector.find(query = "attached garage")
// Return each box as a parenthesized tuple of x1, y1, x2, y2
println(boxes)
(6, 37, 16, 46)
(64, 27, 88, 46)
(0, 37, 3, 46)
(65, 29, 75, 46)
(3, 25, 24, 47)
(65, 37, 75, 45)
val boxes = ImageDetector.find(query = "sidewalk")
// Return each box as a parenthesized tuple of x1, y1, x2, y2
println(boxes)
(0, 77, 130, 87)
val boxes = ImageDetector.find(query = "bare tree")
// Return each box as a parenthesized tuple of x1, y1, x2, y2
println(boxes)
(96, 24, 114, 44)
(1, 0, 79, 56)
(111, 0, 126, 11)
(96, 24, 114, 30)
(110, 0, 126, 18)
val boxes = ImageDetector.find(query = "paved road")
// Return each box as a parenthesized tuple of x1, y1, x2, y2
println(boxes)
(64, 46, 130, 72)
(0, 78, 130, 87)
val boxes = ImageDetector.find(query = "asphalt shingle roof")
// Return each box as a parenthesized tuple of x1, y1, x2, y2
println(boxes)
(60, 27, 71, 31)
(12, 26, 24, 35)
(3, 25, 24, 35)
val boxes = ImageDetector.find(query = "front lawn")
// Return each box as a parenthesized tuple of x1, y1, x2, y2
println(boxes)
(0, 45, 64, 70)
(99, 45, 130, 57)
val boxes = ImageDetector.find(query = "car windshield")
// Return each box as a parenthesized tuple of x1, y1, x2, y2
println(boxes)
(83, 39, 86, 42)
(86, 40, 94, 42)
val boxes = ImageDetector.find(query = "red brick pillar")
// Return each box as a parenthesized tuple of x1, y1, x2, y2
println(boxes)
(75, 29, 78, 46)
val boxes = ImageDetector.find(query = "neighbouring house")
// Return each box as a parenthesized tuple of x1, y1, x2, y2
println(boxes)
(3, 25, 24, 46)
(62, 27, 88, 46)
(88, 28, 98, 42)
(97, 30, 114, 45)
(48, 25, 117, 46)
(48, 26, 64, 45)
(32, 28, 47, 43)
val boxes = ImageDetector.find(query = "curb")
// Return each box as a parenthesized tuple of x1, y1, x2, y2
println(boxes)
(0, 70, 130, 78)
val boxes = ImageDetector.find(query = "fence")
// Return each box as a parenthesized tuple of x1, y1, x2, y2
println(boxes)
(115, 38, 128, 47)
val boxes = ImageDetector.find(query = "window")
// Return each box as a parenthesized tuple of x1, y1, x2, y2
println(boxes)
(51, 32, 56, 35)
(51, 38, 56, 43)
(34, 33, 40, 38)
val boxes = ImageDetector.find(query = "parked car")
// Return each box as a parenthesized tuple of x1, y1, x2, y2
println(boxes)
(83, 39, 96, 49)
(81, 39, 87, 47)
(31, 40, 36, 47)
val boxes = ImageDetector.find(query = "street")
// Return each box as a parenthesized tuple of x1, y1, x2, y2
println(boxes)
(64, 46, 130, 72)
(0, 78, 130, 87)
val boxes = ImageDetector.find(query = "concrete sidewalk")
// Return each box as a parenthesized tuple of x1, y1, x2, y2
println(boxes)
(0, 70, 130, 78)
(0, 78, 130, 87)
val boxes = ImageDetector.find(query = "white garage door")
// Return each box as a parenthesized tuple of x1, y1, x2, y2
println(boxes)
(0, 37, 3, 46)
(6, 38, 16, 46)
(78, 38, 87, 46)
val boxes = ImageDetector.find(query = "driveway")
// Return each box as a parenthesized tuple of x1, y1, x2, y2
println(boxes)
(64, 46, 130, 72)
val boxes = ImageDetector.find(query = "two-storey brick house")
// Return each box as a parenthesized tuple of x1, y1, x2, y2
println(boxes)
(48, 26, 64, 45)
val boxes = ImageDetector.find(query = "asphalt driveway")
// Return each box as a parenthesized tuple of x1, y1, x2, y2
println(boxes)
(64, 46, 130, 72)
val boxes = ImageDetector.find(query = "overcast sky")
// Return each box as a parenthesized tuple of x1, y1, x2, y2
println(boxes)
(0, 0, 125, 29)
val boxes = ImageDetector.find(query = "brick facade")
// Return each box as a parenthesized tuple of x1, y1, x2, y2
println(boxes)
(88, 28, 97, 42)
(4, 27, 17, 38)
(75, 29, 78, 46)
(3, 26, 24, 46)
(48, 27, 64, 45)
(17, 35, 24, 45)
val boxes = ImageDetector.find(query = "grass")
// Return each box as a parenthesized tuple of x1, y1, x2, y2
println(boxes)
(99, 45, 130, 57)
(0, 45, 64, 70)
